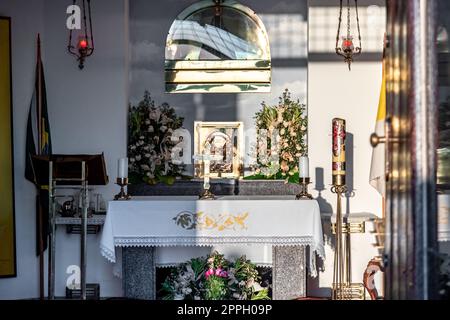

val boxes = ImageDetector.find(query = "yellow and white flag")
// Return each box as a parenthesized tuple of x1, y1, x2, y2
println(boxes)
(369, 61, 386, 196)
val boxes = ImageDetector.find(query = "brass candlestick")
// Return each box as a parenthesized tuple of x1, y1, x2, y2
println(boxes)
(199, 189, 216, 200)
(296, 177, 313, 200)
(193, 142, 222, 201)
(114, 177, 131, 200)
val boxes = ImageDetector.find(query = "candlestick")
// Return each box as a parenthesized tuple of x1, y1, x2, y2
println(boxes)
(299, 156, 309, 178)
(114, 177, 131, 201)
(118, 158, 128, 179)
(193, 142, 222, 200)
(296, 177, 313, 200)
(332, 118, 346, 186)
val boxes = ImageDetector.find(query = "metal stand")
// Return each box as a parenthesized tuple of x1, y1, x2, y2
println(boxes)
(48, 162, 55, 300)
(114, 177, 131, 200)
(332, 185, 345, 300)
(199, 189, 216, 200)
(331, 184, 365, 300)
(296, 177, 313, 200)
(48, 161, 89, 300)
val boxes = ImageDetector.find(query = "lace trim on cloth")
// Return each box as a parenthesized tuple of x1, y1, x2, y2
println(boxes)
(99, 236, 326, 278)
(156, 262, 273, 268)
(100, 243, 116, 263)
(113, 235, 316, 246)
(439, 231, 450, 242)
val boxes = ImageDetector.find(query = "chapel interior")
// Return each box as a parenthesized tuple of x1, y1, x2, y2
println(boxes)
(0, 0, 449, 301)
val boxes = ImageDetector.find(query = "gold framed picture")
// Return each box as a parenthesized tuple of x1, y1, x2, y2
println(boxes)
(194, 121, 244, 179)
(0, 16, 16, 278)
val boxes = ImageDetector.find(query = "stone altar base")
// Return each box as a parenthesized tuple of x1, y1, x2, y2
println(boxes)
(272, 246, 306, 300)
(122, 246, 306, 300)
(122, 247, 156, 300)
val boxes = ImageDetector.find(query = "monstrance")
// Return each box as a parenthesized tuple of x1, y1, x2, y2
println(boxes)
(193, 142, 223, 200)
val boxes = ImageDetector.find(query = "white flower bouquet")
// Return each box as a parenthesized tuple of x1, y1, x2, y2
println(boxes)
(128, 91, 186, 185)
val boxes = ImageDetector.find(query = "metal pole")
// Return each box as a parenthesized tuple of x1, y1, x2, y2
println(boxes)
(81, 161, 88, 300)
(408, 0, 439, 300)
(38, 194, 44, 300)
(48, 161, 56, 300)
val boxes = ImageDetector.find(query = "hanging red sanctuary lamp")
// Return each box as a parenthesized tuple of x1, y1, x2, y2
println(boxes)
(335, 0, 362, 70)
(68, 0, 94, 69)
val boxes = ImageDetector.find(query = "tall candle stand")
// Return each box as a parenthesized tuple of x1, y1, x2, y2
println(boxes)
(331, 118, 364, 300)
(114, 177, 131, 200)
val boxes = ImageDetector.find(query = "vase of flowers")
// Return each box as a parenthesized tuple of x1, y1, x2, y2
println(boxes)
(128, 91, 186, 185)
(246, 89, 307, 183)
(161, 251, 270, 300)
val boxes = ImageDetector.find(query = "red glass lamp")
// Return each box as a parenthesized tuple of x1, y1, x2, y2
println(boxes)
(68, 0, 94, 70)
(335, 0, 362, 70)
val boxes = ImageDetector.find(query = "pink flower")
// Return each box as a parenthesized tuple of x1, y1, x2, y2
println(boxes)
(215, 268, 223, 276)
(205, 268, 214, 279)
(215, 268, 228, 278)
(219, 271, 228, 278)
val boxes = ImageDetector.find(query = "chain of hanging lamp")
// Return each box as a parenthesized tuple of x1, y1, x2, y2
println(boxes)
(336, 0, 362, 70)
(68, 0, 94, 69)
(214, 0, 224, 29)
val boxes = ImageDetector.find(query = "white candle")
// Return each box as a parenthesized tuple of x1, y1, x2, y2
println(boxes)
(118, 158, 128, 179)
(299, 156, 309, 178)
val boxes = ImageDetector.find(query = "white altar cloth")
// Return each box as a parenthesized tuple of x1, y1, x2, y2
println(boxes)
(439, 194, 450, 242)
(100, 196, 325, 277)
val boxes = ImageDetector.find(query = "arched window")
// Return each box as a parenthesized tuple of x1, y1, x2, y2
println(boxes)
(165, 0, 271, 93)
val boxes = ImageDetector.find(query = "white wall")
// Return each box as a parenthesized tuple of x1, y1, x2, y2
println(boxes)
(0, 0, 127, 299)
(308, 62, 384, 296)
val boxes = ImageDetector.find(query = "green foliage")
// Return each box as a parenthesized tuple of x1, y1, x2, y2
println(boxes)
(161, 251, 270, 300)
(204, 276, 228, 300)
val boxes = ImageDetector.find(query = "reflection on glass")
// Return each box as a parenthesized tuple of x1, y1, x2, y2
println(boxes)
(165, 0, 271, 93)
(309, 6, 385, 53)
(259, 14, 307, 59)
(166, 9, 269, 60)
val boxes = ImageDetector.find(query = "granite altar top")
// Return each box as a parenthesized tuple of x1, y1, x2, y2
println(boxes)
(114, 195, 310, 201)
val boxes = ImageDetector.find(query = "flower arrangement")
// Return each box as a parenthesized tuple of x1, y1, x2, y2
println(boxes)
(128, 91, 186, 185)
(246, 89, 307, 183)
(161, 251, 270, 300)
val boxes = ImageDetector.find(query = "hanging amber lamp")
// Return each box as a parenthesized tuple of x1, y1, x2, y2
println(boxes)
(335, 0, 362, 70)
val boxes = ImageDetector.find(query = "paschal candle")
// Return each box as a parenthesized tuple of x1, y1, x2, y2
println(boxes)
(332, 118, 346, 186)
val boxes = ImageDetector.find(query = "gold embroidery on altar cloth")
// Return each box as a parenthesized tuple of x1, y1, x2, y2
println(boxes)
(173, 211, 249, 231)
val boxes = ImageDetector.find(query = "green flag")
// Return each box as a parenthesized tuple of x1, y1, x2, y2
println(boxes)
(25, 34, 52, 256)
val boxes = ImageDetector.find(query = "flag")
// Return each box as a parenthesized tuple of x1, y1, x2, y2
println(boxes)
(25, 34, 52, 256)
(369, 57, 386, 196)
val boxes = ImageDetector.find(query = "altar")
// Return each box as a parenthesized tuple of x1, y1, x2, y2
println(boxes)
(100, 196, 325, 300)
